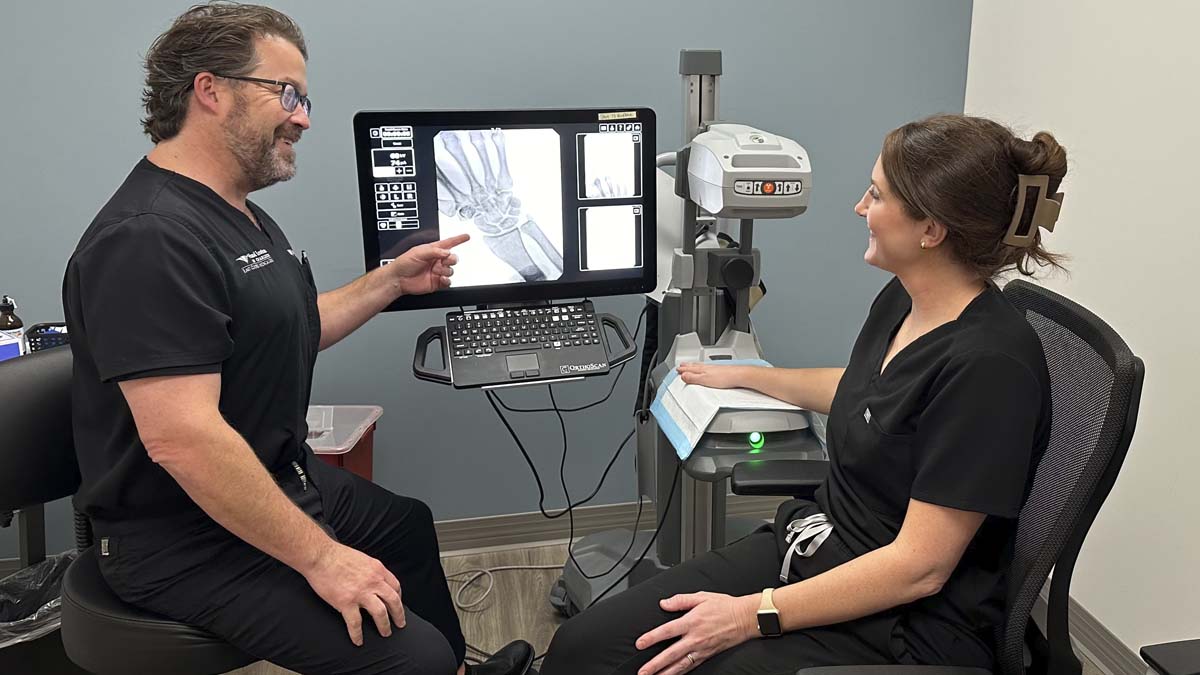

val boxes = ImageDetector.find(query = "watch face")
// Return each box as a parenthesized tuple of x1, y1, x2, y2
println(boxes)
(757, 611, 782, 637)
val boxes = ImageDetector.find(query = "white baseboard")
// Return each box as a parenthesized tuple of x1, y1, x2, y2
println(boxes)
(434, 494, 786, 553)
(1034, 584, 1148, 675)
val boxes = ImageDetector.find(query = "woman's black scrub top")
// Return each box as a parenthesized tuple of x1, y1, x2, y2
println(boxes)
(815, 277, 1051, 656)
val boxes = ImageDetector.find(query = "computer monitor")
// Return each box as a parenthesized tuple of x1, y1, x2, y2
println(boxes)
(353, 108, 657, 311)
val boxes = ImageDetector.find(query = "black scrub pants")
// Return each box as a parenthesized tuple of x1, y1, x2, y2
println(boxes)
(540, 530, 918, 675)
(95, 454, 465, 675)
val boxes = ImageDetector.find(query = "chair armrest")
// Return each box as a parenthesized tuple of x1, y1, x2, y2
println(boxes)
(730, 459, 830, 498)
(796, 662, 993, 667)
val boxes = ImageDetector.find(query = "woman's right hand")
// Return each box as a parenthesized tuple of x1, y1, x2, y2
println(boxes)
(676, 363, 754, 390)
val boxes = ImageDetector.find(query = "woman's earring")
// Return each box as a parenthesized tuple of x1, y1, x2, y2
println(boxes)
(920, 240, 927, 250)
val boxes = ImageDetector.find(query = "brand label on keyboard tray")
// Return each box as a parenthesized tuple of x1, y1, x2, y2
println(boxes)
(560, 362, 607, 375)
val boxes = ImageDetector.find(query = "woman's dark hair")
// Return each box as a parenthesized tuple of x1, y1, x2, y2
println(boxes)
(141, 2, 307, 143)
(881, 113, 1068, 279)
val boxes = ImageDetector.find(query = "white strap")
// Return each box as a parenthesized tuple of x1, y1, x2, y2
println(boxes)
(779, 513, 833, 583)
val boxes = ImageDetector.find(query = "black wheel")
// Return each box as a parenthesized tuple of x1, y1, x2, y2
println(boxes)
(548, 576, 579, 618)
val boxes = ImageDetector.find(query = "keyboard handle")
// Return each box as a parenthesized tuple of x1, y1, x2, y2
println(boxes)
(599, 313, 637, 367)
(413, 326, 452, 384)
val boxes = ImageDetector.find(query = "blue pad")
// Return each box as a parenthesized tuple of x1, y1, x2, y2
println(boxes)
(650, 359, 773, 460)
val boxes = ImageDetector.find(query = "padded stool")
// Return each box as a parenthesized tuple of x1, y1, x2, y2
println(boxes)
(61, 547, 254, 675)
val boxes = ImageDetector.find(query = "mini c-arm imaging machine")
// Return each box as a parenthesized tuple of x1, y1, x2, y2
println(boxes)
(549, 50, 828, 616)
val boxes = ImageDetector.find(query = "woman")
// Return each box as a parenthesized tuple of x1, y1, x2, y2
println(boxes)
(540, 113, 1067, 675)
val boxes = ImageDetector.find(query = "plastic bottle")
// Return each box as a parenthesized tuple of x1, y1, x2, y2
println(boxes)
(0, 295, 26, 357)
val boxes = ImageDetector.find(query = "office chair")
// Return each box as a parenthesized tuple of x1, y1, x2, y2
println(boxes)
(730, 279, 1145, 675)
(0, 347, 255, 674)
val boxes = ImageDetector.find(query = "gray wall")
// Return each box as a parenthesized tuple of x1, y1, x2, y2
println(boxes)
(0, 0, 972, 558)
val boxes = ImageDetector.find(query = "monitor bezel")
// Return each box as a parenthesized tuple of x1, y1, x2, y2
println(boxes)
(353, 107, 658, 312)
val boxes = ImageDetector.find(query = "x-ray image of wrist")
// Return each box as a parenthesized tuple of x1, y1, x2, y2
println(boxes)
(435, 128, 564, 284)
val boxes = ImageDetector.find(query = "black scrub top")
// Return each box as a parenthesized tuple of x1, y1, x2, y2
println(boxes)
(816, 277, 1051, 659)
(62, 158, 322, 530)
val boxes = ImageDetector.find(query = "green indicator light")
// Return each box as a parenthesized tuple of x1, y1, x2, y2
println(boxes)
(748, 431, 765, 450)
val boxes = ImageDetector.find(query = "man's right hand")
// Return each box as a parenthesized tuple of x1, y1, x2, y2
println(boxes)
(304, 542, 406, 646)
(676, 363, 756, 390)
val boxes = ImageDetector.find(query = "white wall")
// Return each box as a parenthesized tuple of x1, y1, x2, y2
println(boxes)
(966, 0, 1200, 654)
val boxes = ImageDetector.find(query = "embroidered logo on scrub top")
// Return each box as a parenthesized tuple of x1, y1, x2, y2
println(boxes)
(235, 249, 275, 274)
(863, 407, 873, 425)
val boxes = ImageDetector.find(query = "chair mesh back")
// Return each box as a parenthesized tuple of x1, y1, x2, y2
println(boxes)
(997, 280, 1142, 675)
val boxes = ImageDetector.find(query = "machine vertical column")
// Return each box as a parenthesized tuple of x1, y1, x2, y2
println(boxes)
(677, 50, 721, 342)
(674, 50, 724, 563)
(680, 50, 720, 146)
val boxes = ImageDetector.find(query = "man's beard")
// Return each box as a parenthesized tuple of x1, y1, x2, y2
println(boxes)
(224, 95, 302, 192)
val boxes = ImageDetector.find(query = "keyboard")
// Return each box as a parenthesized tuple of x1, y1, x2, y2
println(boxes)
(444, 301, 612, 388)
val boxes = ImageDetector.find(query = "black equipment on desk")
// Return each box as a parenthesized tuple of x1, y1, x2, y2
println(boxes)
(25, 322, 70, 352)
(414, 300, 637, 388)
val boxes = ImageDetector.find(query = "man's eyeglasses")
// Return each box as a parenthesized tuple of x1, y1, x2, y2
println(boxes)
(214, 74, 312, 116)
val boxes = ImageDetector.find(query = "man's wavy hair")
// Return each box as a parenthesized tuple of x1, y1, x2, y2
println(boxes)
(141, 2, 307, 143)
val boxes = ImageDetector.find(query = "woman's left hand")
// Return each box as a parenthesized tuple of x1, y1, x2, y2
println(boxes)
(634, 592, 760, 675)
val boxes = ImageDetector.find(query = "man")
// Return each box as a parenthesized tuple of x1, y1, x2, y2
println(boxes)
(62, 3, 532, 674)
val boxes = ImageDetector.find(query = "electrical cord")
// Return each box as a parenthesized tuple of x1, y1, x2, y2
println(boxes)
(573, 494, 646, 580)
(481, 303, 648, 519)
(476, 386, 680, 610)
(486, 387, 654, 581)
(451, 563, 566, 665)
(447, 564, 564, 611)
(547, 383, 651, 581)
(467, 303, 664, 664)
(484, 391, 636, 519)
(586, 460, 680, 609)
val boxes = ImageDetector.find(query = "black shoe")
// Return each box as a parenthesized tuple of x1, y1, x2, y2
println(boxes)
(467, 640, 535, 675)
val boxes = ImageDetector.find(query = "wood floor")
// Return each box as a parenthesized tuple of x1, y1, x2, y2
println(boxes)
(227, 541, 1106, 675)
(441, 542, 569, 663)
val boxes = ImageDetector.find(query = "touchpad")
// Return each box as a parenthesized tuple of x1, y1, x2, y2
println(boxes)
(506, 354, 540, 372)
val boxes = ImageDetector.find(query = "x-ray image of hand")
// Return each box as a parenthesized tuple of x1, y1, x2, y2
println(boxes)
(581, 132, 638, 200)
(435, 129, 564, 282)
(588, 176, 633, 198)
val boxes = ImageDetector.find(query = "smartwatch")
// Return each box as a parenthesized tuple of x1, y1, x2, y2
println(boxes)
(757, 588, 782, 637)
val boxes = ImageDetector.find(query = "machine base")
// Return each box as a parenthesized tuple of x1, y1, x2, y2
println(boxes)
(550, 528, 669, 618)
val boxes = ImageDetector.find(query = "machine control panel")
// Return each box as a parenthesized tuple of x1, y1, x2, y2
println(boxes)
(732, 179, 804, 196)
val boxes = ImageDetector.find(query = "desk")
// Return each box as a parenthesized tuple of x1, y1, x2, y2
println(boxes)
(309, 405, 382, 482)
